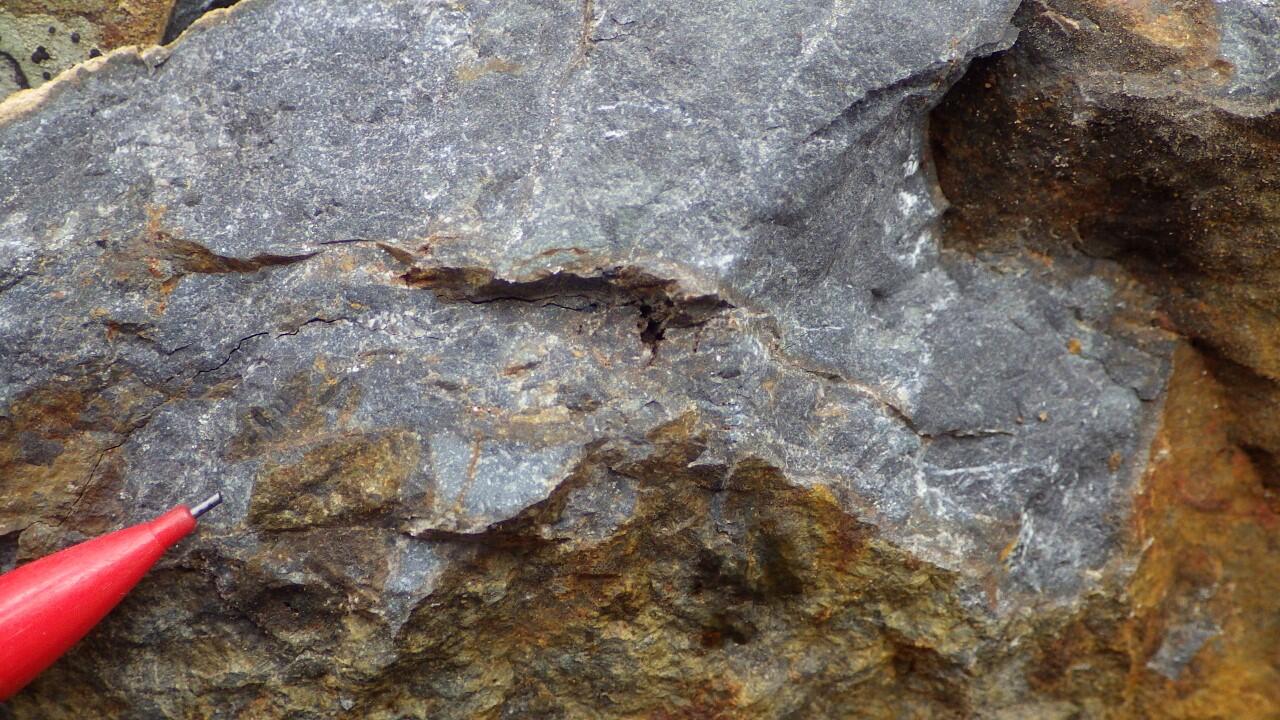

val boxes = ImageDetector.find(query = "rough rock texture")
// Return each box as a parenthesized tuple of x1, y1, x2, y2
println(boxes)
(0, 0, 1273, 717)
(933, 0, 1280, 403)
(0, 0, 179, 100)
(930, 0, 1280, 715)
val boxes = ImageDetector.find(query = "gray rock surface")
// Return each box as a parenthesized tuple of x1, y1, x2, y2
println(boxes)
(0, 0, 1182, 715)
(1213, 0, 1280, 103)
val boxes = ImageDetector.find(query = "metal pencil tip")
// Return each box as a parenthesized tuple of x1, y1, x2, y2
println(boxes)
(190, 492, 223, 519)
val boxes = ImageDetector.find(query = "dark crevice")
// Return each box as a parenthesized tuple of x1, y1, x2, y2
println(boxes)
(104, 321, 193, 356)
(408, 526, 563, 550)
(403, 265, 732, 356)
(193, 332, 269, 377)
(163, 0, 245, 44)
(637, 303, 666, 352)
(275, 317, 352, 338)
(1242, 445, 1280, 492)
(190, 315, 350, 379)
(58, 436, 130, 529)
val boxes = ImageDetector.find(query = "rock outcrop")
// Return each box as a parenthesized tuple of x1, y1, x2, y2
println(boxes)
(0, 0, 179, 100)
(0, 0, 1274, 717)
(929, 1, 1280, 715)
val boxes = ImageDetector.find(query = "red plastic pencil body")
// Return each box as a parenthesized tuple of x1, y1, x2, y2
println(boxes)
(0, 495, 219, 701)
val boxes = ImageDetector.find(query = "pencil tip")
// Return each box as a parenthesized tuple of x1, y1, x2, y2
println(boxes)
(190, 492, 223, 518)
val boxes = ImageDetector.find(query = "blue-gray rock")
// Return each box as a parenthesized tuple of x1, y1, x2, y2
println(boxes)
(0, 0, 1191, 716)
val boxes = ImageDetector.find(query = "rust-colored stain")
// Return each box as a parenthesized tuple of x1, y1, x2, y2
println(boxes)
(931, 2, 1279, 714)
(354, 417, 977, 718)
(931, 0, 1280, 381)
(248, 431, 419, 530)
(3, 0, 173, 50)
(455, 57, 522, 84)
(0, 372, 162, 551)
(1123, 345, 1280, 717)
(1027, 345, 1280, 717)
(448, 434, 484, 517)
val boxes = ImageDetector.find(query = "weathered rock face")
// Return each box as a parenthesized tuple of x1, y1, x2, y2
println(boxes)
(930, 0, 1280, 715)
(0, 0, 179, 100)
(0, 0, 1273, 717)
(934, 0, 1280, 419)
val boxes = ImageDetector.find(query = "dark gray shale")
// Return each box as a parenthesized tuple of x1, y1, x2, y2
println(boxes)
(0, 0, 1173, 642)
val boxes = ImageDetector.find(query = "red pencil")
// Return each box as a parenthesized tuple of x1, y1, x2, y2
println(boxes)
(0, 493, 222, 700)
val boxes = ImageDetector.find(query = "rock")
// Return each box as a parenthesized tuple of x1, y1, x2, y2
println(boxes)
(0, 0, 1271, 716)
(934, 0, 1280, 382)
(931, 0, 1280, 715)
(0, 0, 179, 102)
